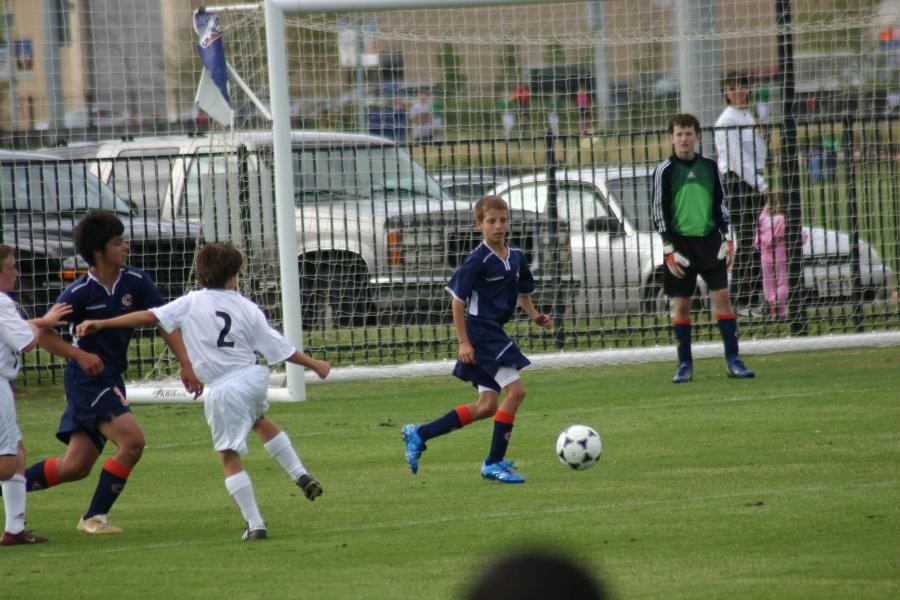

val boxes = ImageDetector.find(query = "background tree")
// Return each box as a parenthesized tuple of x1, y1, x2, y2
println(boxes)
(437, 42, 467, 98)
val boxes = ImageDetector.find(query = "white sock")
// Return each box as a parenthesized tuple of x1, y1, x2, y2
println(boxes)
(264, 431, 306, 481)
(224, 471, 265, 530)
(2, 474, 27, 534)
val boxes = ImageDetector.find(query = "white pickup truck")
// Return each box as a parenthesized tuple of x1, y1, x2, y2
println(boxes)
(56, 131, 574, 328)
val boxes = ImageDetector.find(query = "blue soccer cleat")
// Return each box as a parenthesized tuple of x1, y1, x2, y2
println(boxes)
(726, 356, 755, 379)
(672, 361, 693, 383)
(402, 424, 426, 474)
(480, 459, 525, 484)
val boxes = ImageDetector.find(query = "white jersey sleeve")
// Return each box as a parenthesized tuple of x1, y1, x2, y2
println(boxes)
(248, 306, 295, 365)
(152, 294, 191, 334)
(0, 293, 36, 380)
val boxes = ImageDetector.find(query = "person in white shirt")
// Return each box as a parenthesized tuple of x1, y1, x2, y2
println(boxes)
(409, 91, 435, 142)
(0, 244, 104, 545)
(77, 242, 330, 541)
(714, 71, 771, 312)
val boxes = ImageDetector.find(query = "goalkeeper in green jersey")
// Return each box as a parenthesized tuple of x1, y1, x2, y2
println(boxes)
(651, 113, 755, 383)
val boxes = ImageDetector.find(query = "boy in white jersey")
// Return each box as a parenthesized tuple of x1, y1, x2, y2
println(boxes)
(0, 244, 104, 545)
(77, 242, 331, 541)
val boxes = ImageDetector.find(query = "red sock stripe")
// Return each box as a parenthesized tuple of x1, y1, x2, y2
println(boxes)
(455, 404, 473, 426)
(672, 320, 692, 326)
(494, 410, 516, 424)
(44, 457, 59, 487)
(103, 458, 132, 480)
(717, 313, 736, 321)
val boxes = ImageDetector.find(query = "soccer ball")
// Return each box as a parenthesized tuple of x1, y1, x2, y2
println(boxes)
(556, 424, 602, 470)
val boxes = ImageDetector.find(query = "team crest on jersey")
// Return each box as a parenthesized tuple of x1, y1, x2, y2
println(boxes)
(113, 386, 128, 406)
(121, 294, 133, 308)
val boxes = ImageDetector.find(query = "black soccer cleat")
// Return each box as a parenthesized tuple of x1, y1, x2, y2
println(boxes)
(242, 525, 268, 541)
(296, 473, 323, 501)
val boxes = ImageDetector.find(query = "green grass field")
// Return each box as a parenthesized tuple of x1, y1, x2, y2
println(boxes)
(4, 347, 899, 599)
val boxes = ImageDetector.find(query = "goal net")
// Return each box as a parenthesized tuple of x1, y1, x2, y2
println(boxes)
(4, 0, 899, 399)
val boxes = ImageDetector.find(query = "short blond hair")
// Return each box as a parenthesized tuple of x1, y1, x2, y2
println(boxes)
(474, 195, 509, 222)
(0, 244, 13, 264)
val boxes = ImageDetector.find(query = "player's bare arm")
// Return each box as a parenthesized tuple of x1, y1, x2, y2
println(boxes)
(158, 328, 204, 398)
(287, 351, 331, 380)
(30, 302, 73, 329)
(451, 297, 474, 363)
(36, 329, 104, 376)
(76, 309, 159, 337)
(517, 295, 551, 329)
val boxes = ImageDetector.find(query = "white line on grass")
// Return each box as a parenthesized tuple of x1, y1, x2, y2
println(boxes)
(26, 478, 899, 559)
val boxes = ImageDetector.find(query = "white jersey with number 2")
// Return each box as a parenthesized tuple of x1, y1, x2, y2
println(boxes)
(152, 289, 294, 385)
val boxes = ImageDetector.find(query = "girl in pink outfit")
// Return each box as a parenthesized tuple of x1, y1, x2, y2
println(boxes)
(753, 195, 788, 318)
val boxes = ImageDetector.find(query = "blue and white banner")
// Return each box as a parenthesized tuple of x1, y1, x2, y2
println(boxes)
(193, 9, 234, 127)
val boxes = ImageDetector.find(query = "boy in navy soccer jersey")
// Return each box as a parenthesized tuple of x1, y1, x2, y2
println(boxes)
(21, 210, 202, 535)
(403, 195, 551, 483)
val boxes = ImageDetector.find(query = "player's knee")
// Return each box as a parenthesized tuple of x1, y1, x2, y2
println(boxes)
(473, 397, 498, 420)
(507, 386, 526, 404)
(0, 459, 16, 481)
(120, 435, 145, 464)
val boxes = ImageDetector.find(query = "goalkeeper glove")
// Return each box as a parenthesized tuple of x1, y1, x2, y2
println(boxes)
(718, 232, 735, 267)
(663, 243, 690, 278)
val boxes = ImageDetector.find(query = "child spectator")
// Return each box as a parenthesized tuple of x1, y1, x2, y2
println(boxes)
(753, 194, 796, 320)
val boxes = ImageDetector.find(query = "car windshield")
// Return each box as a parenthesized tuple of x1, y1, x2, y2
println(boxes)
(1, 162, 131, 213)
(606, 175, 654, 231)
(293, 146, 445, 203)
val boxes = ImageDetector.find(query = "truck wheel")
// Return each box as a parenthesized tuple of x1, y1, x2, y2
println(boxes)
(642, 270, 669, 315)
(299, 258, 371, 330)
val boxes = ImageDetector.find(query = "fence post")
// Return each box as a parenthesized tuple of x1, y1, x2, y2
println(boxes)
(776, 0, 807, 335)
(843, 115, 864, 332)
(544, 129, 565, 348)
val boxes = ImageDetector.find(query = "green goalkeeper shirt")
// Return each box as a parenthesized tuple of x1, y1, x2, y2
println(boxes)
(651, 152, 729, 242)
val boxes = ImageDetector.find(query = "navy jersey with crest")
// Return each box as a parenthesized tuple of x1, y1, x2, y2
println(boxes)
(446, 241, 536, 389)
(446, 241, 535, 324)
(57, 267, 164, 382)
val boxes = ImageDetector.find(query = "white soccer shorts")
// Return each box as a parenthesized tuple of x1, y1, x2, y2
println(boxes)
(0, 380, 22, 456)
(476, 366, 521, 394)
(204, 365, 270, 455)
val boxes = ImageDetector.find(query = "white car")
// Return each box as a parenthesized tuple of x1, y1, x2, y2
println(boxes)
(63, 105, 130, 129)
(491, 167, 895, 315)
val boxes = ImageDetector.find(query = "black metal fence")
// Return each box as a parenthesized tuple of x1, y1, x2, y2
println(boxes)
(4, 120, 898, 383)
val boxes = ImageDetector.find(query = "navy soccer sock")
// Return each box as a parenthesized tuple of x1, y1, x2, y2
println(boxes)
(24, 457, 59, 492)
(485, 410, 515, 465)
(673, 320, 692, 364)
(418, 405, 472, 442)
(717, 314, 740, 359)
(84, 458, 131, 519)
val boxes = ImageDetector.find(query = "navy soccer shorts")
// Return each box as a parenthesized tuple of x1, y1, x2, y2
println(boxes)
(58, 371, 132, 452)
(663, 232, 729, 299)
